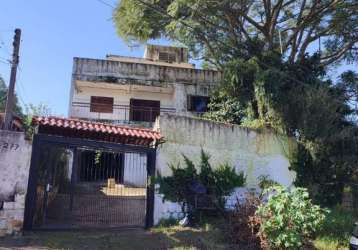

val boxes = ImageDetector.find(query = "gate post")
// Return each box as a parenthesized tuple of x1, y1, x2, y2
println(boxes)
(145, 150, 156, 229)
(23, 135, 40, 230)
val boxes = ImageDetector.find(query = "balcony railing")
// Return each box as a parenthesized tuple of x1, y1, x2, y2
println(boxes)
(70, 102, 176, 126)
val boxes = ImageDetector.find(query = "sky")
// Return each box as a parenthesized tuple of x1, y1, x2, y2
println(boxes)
(0, 0, 170, 116)
(0, 0, 356, 116)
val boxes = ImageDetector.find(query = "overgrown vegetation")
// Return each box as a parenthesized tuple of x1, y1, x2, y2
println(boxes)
(114, 0, 358, 207)
(156, 150, 245, 222)
(255, 186, 327, 250)
(229, 194, 262, 249)
(314, 207, 358, 250)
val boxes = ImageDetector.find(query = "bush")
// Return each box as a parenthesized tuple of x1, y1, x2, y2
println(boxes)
(255, 186, 327, 250)
(156, 150, 246, 221)
(229, 195, 263, 250)
(258, 175, 279, 191)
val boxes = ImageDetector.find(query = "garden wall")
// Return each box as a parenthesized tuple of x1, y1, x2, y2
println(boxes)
(0, 130, 32, 236)
(153, 114, 296, 224)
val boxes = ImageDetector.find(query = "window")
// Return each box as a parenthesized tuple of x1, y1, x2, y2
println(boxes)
(158, 52, 176, 63)
(90, 96, 114, 113)
(187, 95, 209, 113)
(130, 99, 160, 122)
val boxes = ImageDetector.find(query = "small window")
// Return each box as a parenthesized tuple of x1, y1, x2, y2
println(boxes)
(90, 96, 114, 113)
(130, 99, 160, 122)
(159, 52, 176, 63)
(187, 95, 209, 113)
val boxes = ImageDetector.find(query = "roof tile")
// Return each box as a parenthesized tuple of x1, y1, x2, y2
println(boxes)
(33, 116, 162, 142)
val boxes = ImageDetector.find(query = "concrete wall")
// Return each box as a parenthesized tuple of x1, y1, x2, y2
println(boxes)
(71, 83, 175, 121)
(153, 114, 296, 224)
(69, 57, 218, 123)
(72, 58, 221, 86)
(0, 130, 32, 235)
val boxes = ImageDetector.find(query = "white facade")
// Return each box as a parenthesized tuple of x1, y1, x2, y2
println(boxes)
(68, 45, 222, 127)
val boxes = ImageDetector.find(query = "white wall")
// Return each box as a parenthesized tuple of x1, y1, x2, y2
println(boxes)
(0, 130, 32, 235)
(153, 114, 297, 224)
(123, 153, 147, 188)
(70, 81, 213, 123)
(69, 57, 221, 123)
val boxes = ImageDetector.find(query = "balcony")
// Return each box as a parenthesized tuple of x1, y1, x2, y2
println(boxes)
(70, 102, 176, 127)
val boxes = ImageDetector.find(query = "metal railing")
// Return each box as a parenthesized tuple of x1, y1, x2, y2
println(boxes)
(70, 102, 176, 126)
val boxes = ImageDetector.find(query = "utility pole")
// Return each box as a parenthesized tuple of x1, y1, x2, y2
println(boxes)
(4, 28, 21, 130)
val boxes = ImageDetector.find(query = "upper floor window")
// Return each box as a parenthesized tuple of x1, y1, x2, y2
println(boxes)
(187, 95, 209, 113)
(90, 96, 114, 113)
(130, 99, 160, 122)
(158, 52, 176, 63)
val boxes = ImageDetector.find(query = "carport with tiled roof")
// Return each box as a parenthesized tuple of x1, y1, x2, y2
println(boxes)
(24, 116, 162, 231)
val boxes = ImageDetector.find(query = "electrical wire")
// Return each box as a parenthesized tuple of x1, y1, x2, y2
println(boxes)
(95, 0, 115, 9)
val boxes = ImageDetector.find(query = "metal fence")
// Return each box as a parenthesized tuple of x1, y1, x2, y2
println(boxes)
(70, 102, 176, 125)
(28, 141, 153, 230)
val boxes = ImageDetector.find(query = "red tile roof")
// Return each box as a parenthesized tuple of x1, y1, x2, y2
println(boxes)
(32, 116, 162, 146)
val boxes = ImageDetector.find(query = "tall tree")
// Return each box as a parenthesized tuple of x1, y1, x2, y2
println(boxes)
(114, 0, 358, 67)
(114, 0, 358, 205)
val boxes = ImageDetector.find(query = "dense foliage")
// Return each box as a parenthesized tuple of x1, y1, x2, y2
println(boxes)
(255, 186, 327, 250)
(206, 52, 358, 205)
(114, 0, 358, 67)
(114, 1, 358, 206)
(156, 150, 246, 217)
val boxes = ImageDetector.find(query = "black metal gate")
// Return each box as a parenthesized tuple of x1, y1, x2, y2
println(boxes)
(23, 134, 155, 230)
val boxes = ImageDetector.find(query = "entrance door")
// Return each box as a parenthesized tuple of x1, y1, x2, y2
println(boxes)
(31, 144, 148, 229)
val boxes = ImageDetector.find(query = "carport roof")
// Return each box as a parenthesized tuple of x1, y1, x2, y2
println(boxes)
(32, 116, 162, 147)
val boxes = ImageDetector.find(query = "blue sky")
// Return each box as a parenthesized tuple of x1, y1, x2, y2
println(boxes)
(0, 0, 170, 116)
(0, 0, 356, 116)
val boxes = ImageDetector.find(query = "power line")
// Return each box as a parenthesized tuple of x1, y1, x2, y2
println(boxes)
(0, 59, 10, 65)
(95, 0, 115, 9)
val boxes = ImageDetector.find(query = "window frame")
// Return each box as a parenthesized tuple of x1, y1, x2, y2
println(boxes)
(187, 95, 210, 113)
(90, 96, 114, 113)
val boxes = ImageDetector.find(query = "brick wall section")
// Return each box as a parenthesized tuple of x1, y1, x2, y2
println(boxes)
(0, 130, 32, 236)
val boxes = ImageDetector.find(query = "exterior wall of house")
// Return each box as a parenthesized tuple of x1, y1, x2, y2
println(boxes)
(144, 44, 190, 65)
(153, 114, 297, 224)
(106, 55, 195, 69)
(69, 57, 221, 124)
(71, 83, 175, 122)
(0, 130, 32, 236)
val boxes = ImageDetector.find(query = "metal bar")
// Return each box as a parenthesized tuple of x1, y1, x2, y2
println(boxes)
(23, 135, 40, 230)
(145, 151, 156, 229)
(69, 148, 78, 211)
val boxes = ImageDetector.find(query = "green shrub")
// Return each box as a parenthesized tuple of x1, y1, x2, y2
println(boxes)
(258, 175, 279, 191)
(255, 186, 327, 250)
(156, 150, 246, 219)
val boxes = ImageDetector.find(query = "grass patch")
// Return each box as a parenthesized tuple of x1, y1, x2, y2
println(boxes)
(0, 216, 233, 250)
(314, 207, 358, 250)
(151, 215, 233, 249)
